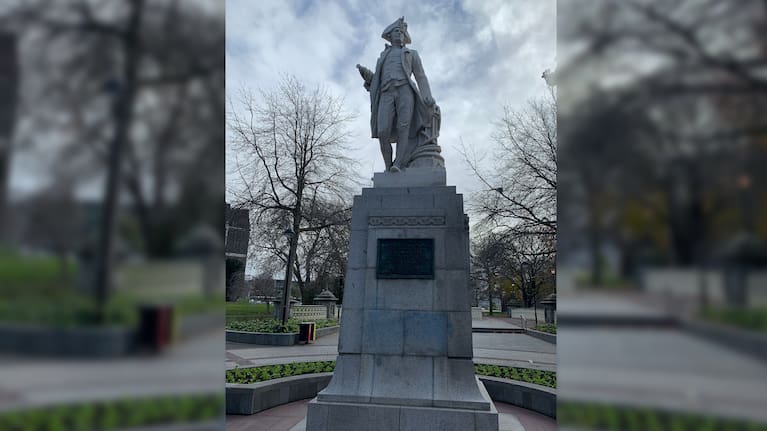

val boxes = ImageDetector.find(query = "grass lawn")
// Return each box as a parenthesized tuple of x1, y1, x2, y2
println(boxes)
(226, 301, 273, 323)
(0, 248, 75, 292)
(0, 249, 221, 327)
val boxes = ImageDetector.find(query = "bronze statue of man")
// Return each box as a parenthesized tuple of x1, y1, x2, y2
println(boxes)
(357, 17, 435, 172)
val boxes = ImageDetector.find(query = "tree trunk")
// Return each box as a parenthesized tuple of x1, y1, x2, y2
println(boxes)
(93, 0, 144, 321)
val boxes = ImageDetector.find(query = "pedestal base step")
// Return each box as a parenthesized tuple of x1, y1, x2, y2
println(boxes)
(302, 398, 499, 431)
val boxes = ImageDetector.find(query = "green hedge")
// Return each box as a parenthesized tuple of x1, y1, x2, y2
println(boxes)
(559, 400, 767, 431)
(227, 361, 336, 384)
(701, 307, 767, 333)
(226, 361, 556, 389)
(0, 393, 223, 431)
(225, 318, 338, 334)
(534, 323, 557, 334)
(0, 294, 221, 328)
(473, 363, 556, 388)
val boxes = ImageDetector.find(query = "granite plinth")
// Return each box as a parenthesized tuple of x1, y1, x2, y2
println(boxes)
(305, 378, 497, 431)
(305, 179, 497, 430)
(372, 167, 446, 188)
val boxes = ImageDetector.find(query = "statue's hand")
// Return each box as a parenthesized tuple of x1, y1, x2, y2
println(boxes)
(356, 64, 374, 90)
(423, 95, 435, 107)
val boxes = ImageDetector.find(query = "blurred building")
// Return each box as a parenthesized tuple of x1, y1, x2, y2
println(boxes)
(225, 203, 249, 300)
(0, 32, 17, 242)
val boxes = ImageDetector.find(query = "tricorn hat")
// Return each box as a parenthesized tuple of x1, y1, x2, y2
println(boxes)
(381, 16, 411, 44)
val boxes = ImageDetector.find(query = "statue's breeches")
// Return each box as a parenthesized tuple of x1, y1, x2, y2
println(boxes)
(377, 84, 414, 139)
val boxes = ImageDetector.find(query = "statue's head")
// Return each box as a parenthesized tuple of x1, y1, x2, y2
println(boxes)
(381, 17, 411, 45)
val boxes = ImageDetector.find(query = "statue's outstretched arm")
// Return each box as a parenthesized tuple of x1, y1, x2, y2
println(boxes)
(356, 64, 373, 91)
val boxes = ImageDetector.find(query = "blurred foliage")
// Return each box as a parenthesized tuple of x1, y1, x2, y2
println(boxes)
(0, 293, 221, 328)
(0, 393, 223, 431)
(535, 323, 557, 334)
(559, 400, 767, 431)
(575, 270, 632, 289)
(0, 251, 220, 328)
(0, 248, 76, 291)
(474, 363, 556, 388)
(702, 306, 767, 333)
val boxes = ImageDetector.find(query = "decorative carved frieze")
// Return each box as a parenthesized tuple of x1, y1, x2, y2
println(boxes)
(368, 215, 446, 226)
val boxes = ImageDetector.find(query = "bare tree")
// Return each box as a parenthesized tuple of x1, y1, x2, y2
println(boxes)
(18, 180, 81, 278)
(471, 233, 508, 315)
(507, 233, 556, 323)
(247, 198, 351, 304)
(472, 231, 555, 319)
(251, 271, 278, 311)
(2, 0, 224, 317)
(228, 76, 358, 320)
(559, 0, 767, 280)
(462, 92, 557, 238)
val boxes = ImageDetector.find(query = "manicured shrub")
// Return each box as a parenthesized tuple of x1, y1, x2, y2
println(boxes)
(226, 361, 557, 389)
(558, 401, 767, 431)
(226, 318, 339, 333)
(0, 394, 223, 431)
(534, 323, 557, 334)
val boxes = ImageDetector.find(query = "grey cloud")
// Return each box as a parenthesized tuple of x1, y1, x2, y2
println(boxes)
(226, 0, 555, 195)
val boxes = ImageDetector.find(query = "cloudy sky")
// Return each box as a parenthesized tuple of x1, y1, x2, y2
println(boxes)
(226, 0, 556, 197)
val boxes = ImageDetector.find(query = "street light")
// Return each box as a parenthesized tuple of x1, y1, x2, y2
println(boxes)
(280, 228, 296, 326)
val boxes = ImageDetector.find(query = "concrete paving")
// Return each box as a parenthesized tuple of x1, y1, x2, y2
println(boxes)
(0, 329, 223, 412)
(557, 291, 767, 424)
(226, 398, 556, 431)
(225, 318, 557, 430)
(472, 317, 524, 332)
(226, 322, 556, 372)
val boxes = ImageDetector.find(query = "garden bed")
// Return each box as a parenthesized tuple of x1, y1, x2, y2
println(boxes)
(558, 400, 767, 431)
(534, 323, 556, 334)
(0, 393, 223, 431)
(225, 325, 339, 346)
(225, 319, 339, 346)
(700, 306, 767, 333)
(225, 361, 557, 417)
(226, 361, 555, 388)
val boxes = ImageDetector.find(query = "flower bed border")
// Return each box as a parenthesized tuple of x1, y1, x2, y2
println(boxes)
(523, 327, 557, 344)
(225, 325, 340, 346)
(225, 373, 556, 418)
(0, 324, 135, 357)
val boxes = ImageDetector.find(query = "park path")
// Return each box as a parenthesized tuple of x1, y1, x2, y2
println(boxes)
(225, 321, 557, 430)
(226, 323, 556, 372)
(0, 328, 223, 412)
(558, 291, 767, 424)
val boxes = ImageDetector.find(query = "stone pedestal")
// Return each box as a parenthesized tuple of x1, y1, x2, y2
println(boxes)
(305, 167, 498, 431)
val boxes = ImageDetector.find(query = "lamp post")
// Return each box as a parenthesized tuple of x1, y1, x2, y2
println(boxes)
(280, 228, 296, 326)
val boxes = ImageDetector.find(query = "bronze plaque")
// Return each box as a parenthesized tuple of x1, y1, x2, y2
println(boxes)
(376, 238, 434, 279)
